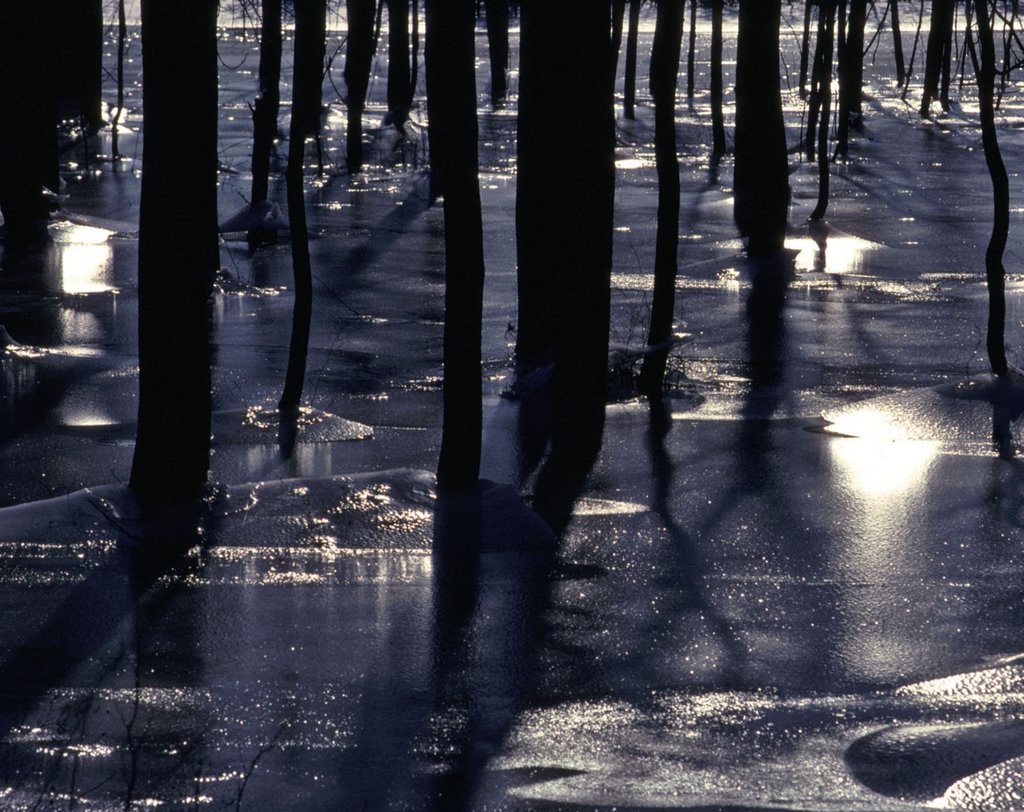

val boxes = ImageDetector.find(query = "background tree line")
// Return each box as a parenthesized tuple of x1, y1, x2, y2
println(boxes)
(0, 0, 1019, 522)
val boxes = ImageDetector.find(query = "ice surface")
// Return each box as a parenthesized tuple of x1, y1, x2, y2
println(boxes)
(5, 3, 1024, 809)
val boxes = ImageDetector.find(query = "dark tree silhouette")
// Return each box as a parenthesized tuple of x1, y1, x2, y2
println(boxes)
(54, 0, 104, 132)
(611, 0, 626, 88)
(891, 0, 906, 85)
(111, 0, 128, 159)
(387, 0, 414, 125)
(968, 0, 1009, 376)
(624, 0, 642, 119)
(130, 0, 219, 499)
(686, 0, 698, 98)
(291, 0, 327, 150)
(0, 0, 57, 247)
(921, 0, 954, 114)
(710, 0, 727, 156)
(484, 0, 510, 105)
(809, 0, 837, 220)
(799, 0, 815, 100)
(734, 0, 789, 256)
(426, 0, 486, 489)
(639, 0, 684, 398)
(249, 0, 283, 244)
(279, 0, 324, 419)
(836, 0, 867, 157)
(345, 0, 377, 172)
(515, 0, 615, 395)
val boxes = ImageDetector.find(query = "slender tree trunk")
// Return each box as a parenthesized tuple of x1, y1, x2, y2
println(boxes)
(970, 0, 1009, 376)
(485, 0, 510, 105)
(426, 0, 486, 488)
(810, 0, 837, 221)
(710, 0, 726, 156)
(516, 0, 615, 393)
(800, 0, 815, 100)
(130, 0, 219, 499)
(624, 0, 641, 119)
(639, 0, 684, 398)
(837, 0, 867, 156)
(410, 0, 420, 99)
(735, 0, 789, 255)
(279, 0, 321, 415)
(687, 0, 698, 97)
(249, 0, 283, 244)
(903, 0, 926, 95)
(611, 0, 627, 90)
(921, 0, 954, 114)
(0, 0, 57, 248)
(112, 0, 127, 159)
(387, 0, 413, 124)
(891, 0, 906, 84)
(345, 0, 376, 172)
(939, 0, 953, 110)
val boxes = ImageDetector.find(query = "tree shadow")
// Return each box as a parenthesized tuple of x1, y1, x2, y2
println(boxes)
(0, 491, 217, 748)
(645, 399, 746, 685)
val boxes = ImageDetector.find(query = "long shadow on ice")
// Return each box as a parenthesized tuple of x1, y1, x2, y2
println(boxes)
(0, 489, 211, 779)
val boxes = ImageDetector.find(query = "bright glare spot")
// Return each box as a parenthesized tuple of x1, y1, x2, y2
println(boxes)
(615, 157, 645, 170)
(53, 224, 115, 294)
(827, 409, 938, 496)
(61, 245, 113, 293)
(785, 235, 877, 275)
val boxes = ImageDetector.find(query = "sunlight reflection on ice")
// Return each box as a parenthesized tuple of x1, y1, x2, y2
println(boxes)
(785, 234, 878, 275)
(52, 223, 115, 294)
(825, 409, 939, 497)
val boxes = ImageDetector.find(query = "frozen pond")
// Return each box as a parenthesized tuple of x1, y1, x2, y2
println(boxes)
(3, 2, 1024, 809)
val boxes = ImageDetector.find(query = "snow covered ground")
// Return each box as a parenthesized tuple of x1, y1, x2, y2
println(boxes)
(4, 3, 1024, 809)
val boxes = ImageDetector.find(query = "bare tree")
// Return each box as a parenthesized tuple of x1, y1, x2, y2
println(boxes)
(130, 0, 219, 499)
(968, 0, 1009, 375)
(345, 0, 377, 172)
(426, 0, 487, 488)
(640, 0, 685, 397)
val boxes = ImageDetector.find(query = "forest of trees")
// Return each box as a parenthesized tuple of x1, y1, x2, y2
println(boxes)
(0, 0, 1020, 518)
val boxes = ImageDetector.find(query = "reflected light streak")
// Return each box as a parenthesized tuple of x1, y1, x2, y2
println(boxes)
(827, 409, 939, 497)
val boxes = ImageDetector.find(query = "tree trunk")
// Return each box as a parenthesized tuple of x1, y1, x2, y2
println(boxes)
(800, 0, 815, 100)
(249, 0, 283, 245)
(112, 0, 127, 159)
(687, 0, 698, 97)
(410, 0, 420, 101)
(970, 0, 1009, 376)
(624, 0, 641, 119)
(810, 0, 837, 221)
(611, 0, 626, 90)
(920, 0, 954, 114)
(639, 0, 684, 398)
(0, 0, 57, 247)
(292, 0, 327, 141)
(735, 0, 789, 255)
(516, 0, 615, 395)
(130, 0, 219, 499)
(891, 0, 906, 85)
(250, 0, 282, 208)
(939, 0, 953, 110)
(426, 0, 486, 488)
(54, 0, 104, 130)
(345, 0, 377, 172)
(279, 0, 322, 416)
(710, 0, 727, 156)
(837, 0, 867, 157)
(484, 0, 510, 105)
(387, 0, 413, 125)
